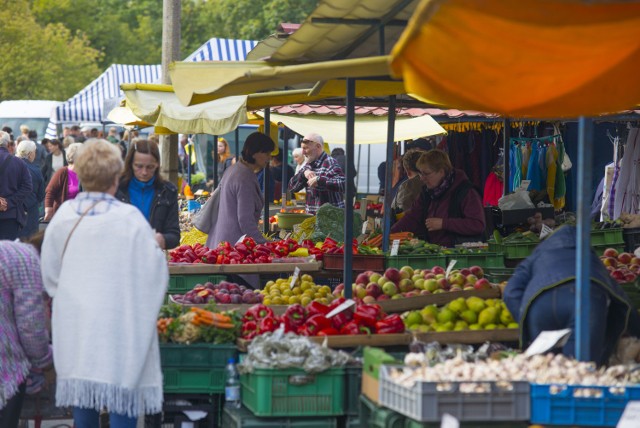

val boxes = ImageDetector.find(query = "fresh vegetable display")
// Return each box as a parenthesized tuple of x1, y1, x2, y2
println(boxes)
(169, 238, 313, 264)
(240, 300, 405, 340)
(333, 266, 496, 303)
(260, 274, 335, 306)
(403, 297, 517, 332)
(171, 280, 264, 305)
(599, 247, 640, 284)
(157, 303, 241, 344)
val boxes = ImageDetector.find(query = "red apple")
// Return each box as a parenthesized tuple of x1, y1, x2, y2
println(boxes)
(459, 268, 472, 276)
(384, 268, 402, 284)
(603, 248, 619, 258)
(603, 257, 618, 268)
(366, 282, 382, 298)
(362, 295, 376, 304)
(431, 266, 445, 275)
(355, 272, 371, 285)
(631, 257, 640, 266)
(469, 266, 485, 278)
(618, 252, 633, 265)
(473, 278, 492, 290)
(424, 273, 436, 279)
(333, 283, 345, 296)
(437, 277, 450, 290)
(376, 294, 390, 301)
(465, 274, 478, 286)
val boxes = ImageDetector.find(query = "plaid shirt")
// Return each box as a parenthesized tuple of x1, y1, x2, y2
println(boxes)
(288, 152, 345, 214)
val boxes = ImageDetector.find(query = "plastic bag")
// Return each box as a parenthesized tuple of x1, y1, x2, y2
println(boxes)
(498, 191, 535, 210)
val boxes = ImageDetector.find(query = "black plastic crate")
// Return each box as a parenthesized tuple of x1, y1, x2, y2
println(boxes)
(623, 228, 640, 253)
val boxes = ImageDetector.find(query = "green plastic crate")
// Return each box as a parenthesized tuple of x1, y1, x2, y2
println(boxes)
(622, 282, 640, 310)
(370, 405, 405, 428)
(590, 228, 624, 246)
(485, 268, 516, 283)
(168, 274, 226, 295)
(345, 416, 361, 428)
(445, 252, 504, 268)
(240, 367, 345, 417)
(591, 242, 626, 257)
(386, 255, 447, 270)
(160, 343, 237, 394)
(345, 364, 363, 416)
(360, 394, 377, 427)
(487, 241, 503, 253)
(502, 241, 538, 260)
(221, 406, 338, 428)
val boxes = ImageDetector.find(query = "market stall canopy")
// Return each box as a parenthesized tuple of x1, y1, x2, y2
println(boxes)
(170, 56, 394, 106)
(260, 111, 445, 144)
(390, 0, 640, 118)
(184, 38, 258, 62)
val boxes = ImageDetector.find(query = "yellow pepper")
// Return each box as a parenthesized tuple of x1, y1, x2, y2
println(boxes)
(289, 248, 309, 257)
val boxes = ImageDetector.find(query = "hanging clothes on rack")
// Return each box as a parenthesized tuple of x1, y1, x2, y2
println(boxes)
(603, 131, 621, 220)
(526, 142, 542, 191)
(537, 143, 548, 191)
(521, 143, 532, 179)
(553, 139, 567, 210)
(510, 140, 522, 192)
(546, 141, 558, 203)
(483, 149, 504, 206)
(613, 127, 640, 218)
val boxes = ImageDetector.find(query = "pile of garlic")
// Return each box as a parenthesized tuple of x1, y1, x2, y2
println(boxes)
(390, 353, 640, 388)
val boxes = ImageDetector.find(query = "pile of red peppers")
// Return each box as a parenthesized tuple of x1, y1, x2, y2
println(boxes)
(240, 299, 405, 340)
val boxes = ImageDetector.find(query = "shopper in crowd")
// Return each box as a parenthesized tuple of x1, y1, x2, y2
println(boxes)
(15, 140, 45, 238)
(0, 131, 32, 240)
(391, 148, 427, 214)
(504, 225, 640, 365)
(391, 149, 485, 246)
(116, 139, 180, 250)
(41, 138, 68, 184)
(41, 139, 167, 428)
(292, 147, 307, 174)
(269, 153, 294, 201)
(62, 136, 75, 148)
(331, 147, 357, 196)
(43, 143, 83, 222)
(214, 137, 236, 183)
(288, 133, 346, 214)
(0, 238, 53, 428)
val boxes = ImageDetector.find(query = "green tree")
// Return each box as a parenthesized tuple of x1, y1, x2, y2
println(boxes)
(0, 0, 101, 100)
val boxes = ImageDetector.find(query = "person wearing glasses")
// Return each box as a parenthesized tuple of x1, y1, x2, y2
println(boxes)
(43, 143, 84, 222)
(391, 149, 485, 247)
(116, 139, 180, 250)
(288, 133, 346, 214)
(391, 148, 427, 214)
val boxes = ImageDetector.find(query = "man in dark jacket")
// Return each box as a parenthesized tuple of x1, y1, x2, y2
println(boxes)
(0, 131, 33, 240)
(15, 140, 45, 238)
(504, 225, 640, 365)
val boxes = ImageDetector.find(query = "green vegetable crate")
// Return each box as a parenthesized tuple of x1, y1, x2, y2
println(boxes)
(221, 406, 338, 428)
(160, 343, 237, 394)
(622, 282, 640, 310)
(344, 364, 363, 416)
(386, 255, 448, 270)
(445, 252, 504, 268)
(168, 274, 226, 295)
(240, 367, 345, 417)
(591, 242, 626, 256)
(502, 241, 538, 260)
(590, 228, 624, 246)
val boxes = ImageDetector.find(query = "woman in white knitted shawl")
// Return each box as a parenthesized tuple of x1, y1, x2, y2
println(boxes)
(41, 139, 168, 428)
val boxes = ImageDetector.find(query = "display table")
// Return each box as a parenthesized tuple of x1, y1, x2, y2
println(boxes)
(168, 261, 322, 275)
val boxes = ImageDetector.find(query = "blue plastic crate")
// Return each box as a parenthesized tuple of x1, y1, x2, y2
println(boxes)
(531, 383, 640, 426)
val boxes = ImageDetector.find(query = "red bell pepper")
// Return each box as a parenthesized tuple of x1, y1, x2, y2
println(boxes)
(244, 304, 274, 322)
(340, 321, 371, 335)
(242, 236, 256, 250)
(305, 314, 331, 336)
(241, 320, 258, 340)
(307, 301, 330, 317)
(317, 327, 339, 336)
(375, 314, 405, 334)
(353, 304, 383, 327)
(258, 315, 279, 334)
(283, 304, 307, 330)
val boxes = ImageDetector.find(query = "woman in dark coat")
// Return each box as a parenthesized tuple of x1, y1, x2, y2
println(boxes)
(16, 141, 45, 238)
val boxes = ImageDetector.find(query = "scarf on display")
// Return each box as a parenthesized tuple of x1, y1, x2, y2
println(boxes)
(427, 170, 455, 199)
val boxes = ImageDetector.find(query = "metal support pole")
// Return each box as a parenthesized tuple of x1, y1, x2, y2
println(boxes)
(356, 144, 361, 195)
(186, 140, 191, 187)
(382, 96, 396, 253)
(576, 117, 593, 362)
(263, 109, 271, 235)
(502, 119, 511, 196)
(367, 145, 371, 194)
(344, 78, 356, 298)
(212, 135, 218, 189)
(282, 130, 288, 209)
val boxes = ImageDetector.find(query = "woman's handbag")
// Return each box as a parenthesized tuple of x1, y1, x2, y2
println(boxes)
(192, 185, 221, 233)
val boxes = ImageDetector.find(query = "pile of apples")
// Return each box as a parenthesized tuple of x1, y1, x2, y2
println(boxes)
(172, 281, 264, 305)
(334, 266, 494, 303)
(600, 248, 640, 284)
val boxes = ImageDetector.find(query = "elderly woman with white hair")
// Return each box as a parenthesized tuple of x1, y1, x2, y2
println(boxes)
(43, 142, 84, 221)
(41, 139, 167, 428)
(15, 140, 45, 237)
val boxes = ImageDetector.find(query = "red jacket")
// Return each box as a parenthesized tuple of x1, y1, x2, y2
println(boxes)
(44, 167, 69, 216)
(391, 169, 485, 247)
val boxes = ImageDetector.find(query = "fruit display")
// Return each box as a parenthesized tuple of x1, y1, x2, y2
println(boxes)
(240, 300, 405, 340)
(156, 303, 241, 344)
(619, 213, 640, 228)
(336, 266, 496, 303)
(260, 274, 335, 306)
(171, 281, 264, 305)
(403, 297, 518, 332)
(599, 247, 640, 284)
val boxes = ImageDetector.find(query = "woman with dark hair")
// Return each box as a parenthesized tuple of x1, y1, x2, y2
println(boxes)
(116, 139, 180, 250)
(43, 142, 83, 222)
(41, 138, 67, 184)
(205, 132, 275, 249)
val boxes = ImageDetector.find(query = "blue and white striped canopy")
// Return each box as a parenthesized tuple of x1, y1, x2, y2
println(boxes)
(46, 38, 257, 138)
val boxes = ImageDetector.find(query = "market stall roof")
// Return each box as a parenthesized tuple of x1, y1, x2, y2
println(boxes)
(270, 104, 499, 120)
(259, 111, 445, 144)
(390, 0, 640, 118)
(169, 55, 395, 106)
(184, 38, 258, 62)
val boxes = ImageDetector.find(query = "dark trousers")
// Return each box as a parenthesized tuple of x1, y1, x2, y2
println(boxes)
(0, 219, 20, 241)
(0, 382, 25, 428)
(526, 282, 610, 365)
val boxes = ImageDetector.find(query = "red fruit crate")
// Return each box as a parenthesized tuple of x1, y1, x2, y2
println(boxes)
(323, 254, 385, 272)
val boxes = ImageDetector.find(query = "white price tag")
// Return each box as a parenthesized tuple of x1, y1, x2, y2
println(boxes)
(283, 232, 292, 240)
(326, 299, 356, 318)
(524, 329, 572, 357)
(445, 259, 457, 278)
(235, 234, 247, 245)
(390, 239, 400, 256)
(362, 221, 369, 235)
(289, 266, 301, 289)
(539, 223, 553, 239)
(617, 401, 640, 428)
(440, 413, 459, 428)
(518, 180, 531, 191)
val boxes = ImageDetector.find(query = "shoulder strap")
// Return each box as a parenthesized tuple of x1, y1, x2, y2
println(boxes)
(61, 200, 102, 260)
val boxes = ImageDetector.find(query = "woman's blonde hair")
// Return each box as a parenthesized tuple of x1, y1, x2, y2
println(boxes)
(217, 137, 232, 163)
(416, 149, 453, 175)
(74, 139, 124, 192)
(65, 143, 84, 164)
(63, 136, 75, 148)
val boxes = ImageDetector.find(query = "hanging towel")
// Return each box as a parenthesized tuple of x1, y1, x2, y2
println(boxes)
(546, 144, 558, 203)
(554, 141, 567, 209)
(613, 128, 640, 218)
(510, 141, 522, 192)
(521, 143, 532, 178)
(526, 143, 542, 191)
(483, 171, 503, 206)
(538, 144, 548, 190)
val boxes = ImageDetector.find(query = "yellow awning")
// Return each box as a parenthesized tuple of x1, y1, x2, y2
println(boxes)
(390, 0, 640, 118)
(260, 112, 446, 145)
(170, 56, 393, 106)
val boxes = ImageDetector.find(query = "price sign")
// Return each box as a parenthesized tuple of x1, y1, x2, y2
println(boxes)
(539, 224, 553, 239)
(524, 329, 572, 357)
(617, 401, 640, 428)
(362, 221, 369, 235)
(326, 299, 356, 318)
(290, 266, 301, 289)
(390, 239, 400, 256)
(283, 232, 292, 240)
(235, 234, 247, 245)
(445, 259, 457, 278)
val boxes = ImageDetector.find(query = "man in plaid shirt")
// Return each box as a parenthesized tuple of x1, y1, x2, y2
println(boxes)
(288, 133, 346, 214)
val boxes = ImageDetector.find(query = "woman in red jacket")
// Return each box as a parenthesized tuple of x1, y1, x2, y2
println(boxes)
(43, 143, 83, 221)
(391, 149, 485, 247)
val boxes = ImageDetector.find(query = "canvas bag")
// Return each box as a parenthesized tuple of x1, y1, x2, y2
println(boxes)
(192, 185, 221, 233)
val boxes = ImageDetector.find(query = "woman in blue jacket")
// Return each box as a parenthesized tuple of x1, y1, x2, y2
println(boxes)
(503, 225, 640, 365)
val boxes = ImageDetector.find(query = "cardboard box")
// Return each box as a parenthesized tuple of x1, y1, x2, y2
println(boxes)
(361, 371, 380, 404)
(361, 347, 398, 404)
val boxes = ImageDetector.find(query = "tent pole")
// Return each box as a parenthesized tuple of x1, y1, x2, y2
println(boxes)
(367, 145, 371, 194)
(212, 135, 219, 189)
(356, 145, 361, 195)
(263, 109, 271, 235)
(503, 119, 510, 196)
(382, 96, 396, 253)
(282, 128, 287, 209)
(576, 116, 593, 361)
(344, 78, 356, 299)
